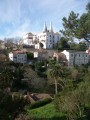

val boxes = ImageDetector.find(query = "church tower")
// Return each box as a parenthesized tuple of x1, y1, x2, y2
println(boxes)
(49, 22, 53, 33)
(43, 22, 47, 32)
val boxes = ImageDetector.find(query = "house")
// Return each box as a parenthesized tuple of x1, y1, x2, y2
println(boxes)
(34, 49, 48, 61)
(33, 22, 61, 49)
(86, 47, 90, 63)
(24, 93, 53, 103)
(18, 32, 34, 46)
(61, 50, 89, 67)
(53, 52, 67, 65)
(9, 51, 27, 63)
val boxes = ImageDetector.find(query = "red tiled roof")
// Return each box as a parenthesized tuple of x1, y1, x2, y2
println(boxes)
(11, 51, 26, 54)
(35, 94, 53, 100)
(54, 53, 66, 59)
(0, 40, 4, 42)
(26, 32, 34, 36)
(24, 94, 53, 103)
(53, 32, 60, 35)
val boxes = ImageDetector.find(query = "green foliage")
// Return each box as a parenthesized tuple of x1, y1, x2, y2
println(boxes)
(0, 92, 30, 119)
(29, 98, 52, 109)
(86, 2, 90, 12)
(30, 61, 47, 78)
(40, 42, 44, 48)
(57, 37, 70, 49)
(47, 59, 59, 68)
(48, 64, 70, 94)
(27, 52, 34, 60)
(28, 103, 66, 120)
(54, 68, 90, 120)
(0, 67, 14, 89)
(0, 109, 11, 120)
(60, 3, 90, 42)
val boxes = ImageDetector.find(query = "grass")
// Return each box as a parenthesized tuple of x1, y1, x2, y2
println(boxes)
(28, 103, 66, 120)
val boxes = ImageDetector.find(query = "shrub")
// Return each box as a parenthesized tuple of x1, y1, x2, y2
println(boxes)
(29, 98, 52, 109)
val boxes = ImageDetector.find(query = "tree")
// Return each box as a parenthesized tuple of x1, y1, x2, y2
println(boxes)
(60, 11, 79, 40)
(57, 37, 69, 49)
(27, 52, 34, 60)
(40, 42, 44, 49)
(0, 67, 14, 90)
(49, 65, 66, 94)
(75, 42, 87, 50)
(86, 2, 90, 12)
(60, 3, 90, 43)
(69, 42, 77, 50)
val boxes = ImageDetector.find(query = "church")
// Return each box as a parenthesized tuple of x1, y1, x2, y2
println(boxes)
(18, 22, 61, 49)
(34, 22, 61, 49)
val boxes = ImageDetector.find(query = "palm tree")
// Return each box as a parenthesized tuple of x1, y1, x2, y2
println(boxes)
(49, 65, 64, 94)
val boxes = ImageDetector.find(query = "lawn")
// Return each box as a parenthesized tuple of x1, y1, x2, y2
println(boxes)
(28, 103, 66, 120)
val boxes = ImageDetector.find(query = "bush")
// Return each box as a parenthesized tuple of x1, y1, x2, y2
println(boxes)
(29, 98, 52, 109)
(27, 52, 34, 60)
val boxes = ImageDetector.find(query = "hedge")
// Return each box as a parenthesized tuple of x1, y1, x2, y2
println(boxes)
(29, 98, 52, 109)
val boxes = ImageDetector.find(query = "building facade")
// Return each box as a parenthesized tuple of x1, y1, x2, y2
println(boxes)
(34, 50, 48, 61)
(34, 22, 61, 49)
(61, 50, 89, 67)
(9, 51, 27, 63)
(18, 32, 34, 46)
(86, 47, 90, 63)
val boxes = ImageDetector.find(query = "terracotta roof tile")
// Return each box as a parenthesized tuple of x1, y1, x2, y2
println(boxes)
(53, 32, 60, 35)
(0, 40, 4, 42)
(11, 51, 26, 54)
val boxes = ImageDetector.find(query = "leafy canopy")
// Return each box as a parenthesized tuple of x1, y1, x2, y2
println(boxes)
(60, 3, 90, 43)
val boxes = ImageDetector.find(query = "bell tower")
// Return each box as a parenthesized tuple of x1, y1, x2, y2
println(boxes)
(49, 22, 53, 33)
(43, 22, 47, 32)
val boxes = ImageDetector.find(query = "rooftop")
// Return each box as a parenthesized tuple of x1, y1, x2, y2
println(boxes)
(63, 50, 87, 53)
(0, 40, 4, 42)
(11, 51, 26, 54)
(53, 32, 60, 35)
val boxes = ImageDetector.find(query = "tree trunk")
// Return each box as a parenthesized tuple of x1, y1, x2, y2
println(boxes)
(55, 79, 58, 94)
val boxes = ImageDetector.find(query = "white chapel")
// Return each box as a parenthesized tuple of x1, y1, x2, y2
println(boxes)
(34, 22, 61, 49)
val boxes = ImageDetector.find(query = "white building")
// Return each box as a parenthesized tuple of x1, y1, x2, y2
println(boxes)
(86, 47, 90, 63)
(61, 50, 89, 67)
(34, 50, 48, 61)
(34, 22, 61, 49)
(9, 51, 27, 63)
(18, 22, 61, 49)
(18, 32, 34, 46)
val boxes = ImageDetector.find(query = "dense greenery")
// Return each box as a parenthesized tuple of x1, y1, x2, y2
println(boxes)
(27, 52, 34, 60)
(28, 98, 52, 109)
(54, 37, 87, 50)
(28, 103, 66, 120)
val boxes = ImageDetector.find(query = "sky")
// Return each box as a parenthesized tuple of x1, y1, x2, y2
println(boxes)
(0, 0, 89, 40)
